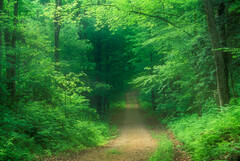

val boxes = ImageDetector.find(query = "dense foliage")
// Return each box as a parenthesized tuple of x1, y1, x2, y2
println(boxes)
(0, 0, 240, 160)
(169, 103, 240, 160)
(0, 0, 130, 160)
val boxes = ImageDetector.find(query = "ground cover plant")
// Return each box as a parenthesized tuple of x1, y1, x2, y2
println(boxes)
(168, 103, 240, 161)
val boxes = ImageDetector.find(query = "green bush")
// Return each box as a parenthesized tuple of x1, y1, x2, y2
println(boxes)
(0, 101, 111, 161)
(168, 105, 240, 161)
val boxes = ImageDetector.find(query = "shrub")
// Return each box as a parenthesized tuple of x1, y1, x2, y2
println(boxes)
(0, 101, 111, 161)
(168, 105, 240, 161)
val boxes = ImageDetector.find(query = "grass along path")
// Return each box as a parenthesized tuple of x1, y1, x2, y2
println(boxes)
(45, 91, 192, 161)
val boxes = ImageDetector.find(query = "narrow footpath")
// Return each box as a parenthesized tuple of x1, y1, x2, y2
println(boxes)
(67, 91, 157, 161)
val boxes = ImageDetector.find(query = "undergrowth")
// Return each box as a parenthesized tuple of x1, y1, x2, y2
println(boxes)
(149, 133, 174, 161)
(139, 93, 240, 161)
(168, 104, 240, 161)
(0, 102, 112, 161)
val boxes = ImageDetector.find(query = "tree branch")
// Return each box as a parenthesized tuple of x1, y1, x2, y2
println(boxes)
(88, 3, 193, 37)
(129, 10, 192, 37)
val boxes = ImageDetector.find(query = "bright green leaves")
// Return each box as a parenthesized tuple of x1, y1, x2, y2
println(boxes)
(123, 0, 215, 116)
(169, 105, 240, 160)
(43, 0, 82, 26)
(54, 72, 92, 95)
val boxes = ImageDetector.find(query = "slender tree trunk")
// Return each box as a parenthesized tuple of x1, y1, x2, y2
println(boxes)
(218, 2, 231, 100)
(230, 68, 238, 97)
(150, 52, 156, 110)
(95, 37, 102, 81)
(218, 2, 237, 98)
(5, 0, 18, 104)
(203, 0, 230, 106)
(54, 0, 62, 70)
(0, 0, 3, 76)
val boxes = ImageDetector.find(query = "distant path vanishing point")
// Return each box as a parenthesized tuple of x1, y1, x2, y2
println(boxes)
(48, 91, 157, 161)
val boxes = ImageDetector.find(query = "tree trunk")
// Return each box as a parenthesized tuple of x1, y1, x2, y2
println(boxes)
(54, 0, 62, 70)
(218, 2, 238, 99)
(218, 2, 231, 100)
(95, 37, 102, 81)
(230, 68, 238, 97)
(203, 0, 230, 106)
(5, 0, 18, 104)
(0, 0, 3, 76)
(150, 52, 156, 110)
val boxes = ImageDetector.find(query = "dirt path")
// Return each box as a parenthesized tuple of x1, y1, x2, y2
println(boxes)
(68, 91, 158, 161)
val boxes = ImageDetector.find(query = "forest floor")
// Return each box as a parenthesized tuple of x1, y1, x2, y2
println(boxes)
(47, 91, 190, 161)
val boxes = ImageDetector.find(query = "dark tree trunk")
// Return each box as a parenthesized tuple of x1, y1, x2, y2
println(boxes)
(203, 0, 230, 106)
(150, 52, 156, 110)
(230, 69, 238, 97)
(151, 90, 156, 110)
(95, 37, 102, 81)
(218, 2, 231, 100)
(96, 95, 102, 115)
(0, 0, 2, 13)
(54, 0, 62, 70)
(218, 2, 238, 98)
(94, 38, 103, 114)
(5, 0, 18, 104)
(0, 0, 3, 76)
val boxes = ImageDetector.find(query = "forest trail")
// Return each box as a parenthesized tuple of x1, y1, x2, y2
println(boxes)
(61, 91, 157, 161)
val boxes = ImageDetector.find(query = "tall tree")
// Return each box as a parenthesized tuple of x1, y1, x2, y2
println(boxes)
(0, 0, 3, 76)
(203, 0, 229, 106)
(150, 52, 156, 110)
(54, 0, 62, 70)
(5, 0, 18, 104)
